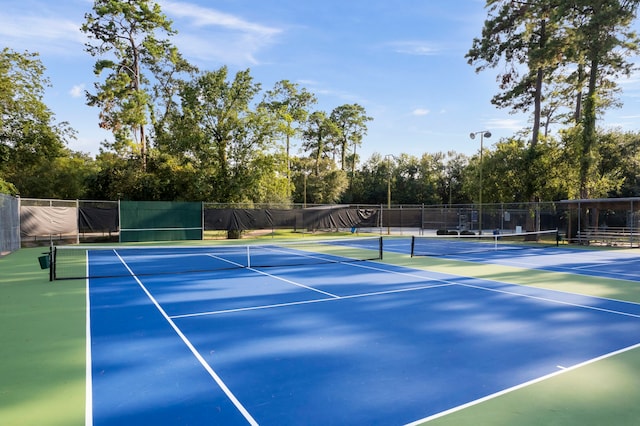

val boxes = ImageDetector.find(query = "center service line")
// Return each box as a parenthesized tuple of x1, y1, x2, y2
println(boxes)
(114, 250, 259, 426)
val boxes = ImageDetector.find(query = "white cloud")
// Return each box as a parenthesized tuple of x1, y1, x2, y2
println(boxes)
(412, 108, 430, 116)
(70, 84, 85, 98)
(173, 33, 262, 64)
(0, 14, 85, 54)
(159, 1, 282, 65)
(160, 1, 281, 36)
(290, 79, 364, 104)
(485, 118, 523, 130)
(296, 79, 321, 87)
(387, 41, 441, 56)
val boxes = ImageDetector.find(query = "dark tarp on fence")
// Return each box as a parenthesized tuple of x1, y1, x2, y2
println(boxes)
(79, 204, 119, 233)
(381, 207, 422, 228)
(304, 207, 379, 230)
(204, 207, 380, 231)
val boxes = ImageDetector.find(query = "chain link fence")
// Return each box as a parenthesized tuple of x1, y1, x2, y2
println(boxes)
(20, 199, 119, 246)
(0, 194, 20, 255)
(5, 198, 640, 247)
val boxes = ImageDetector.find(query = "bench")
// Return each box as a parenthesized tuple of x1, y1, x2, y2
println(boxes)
(574, 227, 639, 247)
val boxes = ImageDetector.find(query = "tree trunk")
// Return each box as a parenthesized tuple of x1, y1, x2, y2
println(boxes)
(580, 56, 599, 200)
(574, 64, 584, 124)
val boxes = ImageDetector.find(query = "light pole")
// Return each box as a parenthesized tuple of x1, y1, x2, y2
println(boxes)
(469, 131, 491, 234)
(384, 154, 396, 235)
(303, 171, 310, 208)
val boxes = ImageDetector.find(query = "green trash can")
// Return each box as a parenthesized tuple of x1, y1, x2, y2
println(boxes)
(38, 254, 50, 269)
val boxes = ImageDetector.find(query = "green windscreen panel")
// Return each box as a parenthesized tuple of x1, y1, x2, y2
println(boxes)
(119, 201, 203, 242)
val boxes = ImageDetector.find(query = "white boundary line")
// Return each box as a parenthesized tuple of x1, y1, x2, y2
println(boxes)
(170, 254, 640, 321)
(451, 278, 640, 319)
(170, 282, 454, 319)
(207, 252, 342, 298)
(170, 253, 459, 320)
(85, 251, 93, 426)
(170, 266, 640, 319)
(113, 250, 259, 426)
(404, 342, 640, 425)
(444, 251, 640, 282)
(207, 253, 245, 268)
(365, 249, 640, 312)
(345, 260, 640, 318)
(572, 257, 640, 270)
(249, 267, 340, 298)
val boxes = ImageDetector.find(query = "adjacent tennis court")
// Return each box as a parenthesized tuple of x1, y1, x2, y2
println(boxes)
(406, 231, 640, 282)
(75, 235, 640, 425)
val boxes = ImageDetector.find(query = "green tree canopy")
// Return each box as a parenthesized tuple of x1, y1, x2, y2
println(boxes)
(0, 48, 74, 196)
(261, 80, 316, 184)
(157, 67, 285, 203)
(82, 0, 187, 169)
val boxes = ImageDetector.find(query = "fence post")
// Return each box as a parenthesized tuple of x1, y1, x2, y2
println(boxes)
(76, 199, 80, 244)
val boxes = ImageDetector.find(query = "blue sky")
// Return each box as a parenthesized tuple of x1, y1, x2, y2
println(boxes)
(3, 0, 640, 161)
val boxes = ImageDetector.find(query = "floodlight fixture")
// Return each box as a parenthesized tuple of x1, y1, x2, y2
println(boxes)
(470, 131, 491, 140)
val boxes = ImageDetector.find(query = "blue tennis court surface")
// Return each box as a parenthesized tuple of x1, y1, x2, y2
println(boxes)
(86, 242, 640, 425)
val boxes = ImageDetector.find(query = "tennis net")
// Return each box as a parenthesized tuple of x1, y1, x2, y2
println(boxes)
(410, 229, 559, 257)
(52, 236, 384, 280)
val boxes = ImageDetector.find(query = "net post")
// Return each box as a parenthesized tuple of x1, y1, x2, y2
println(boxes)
(379, 236, 383, 260)
(117, 199, 122, 243)
(410, 235, 415, 258)
(201, 201, 205, 240)
(76, 199, 80, 245)
(49, 244, 56, 282)
(49, 246, 58, 281)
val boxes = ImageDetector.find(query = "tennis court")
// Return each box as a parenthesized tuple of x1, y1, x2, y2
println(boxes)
(78, 236, 640, 425)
